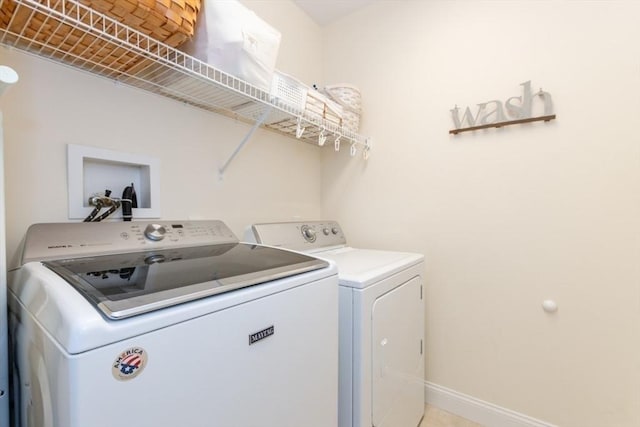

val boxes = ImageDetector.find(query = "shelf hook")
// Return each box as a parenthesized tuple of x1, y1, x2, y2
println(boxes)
(296, 116, 305, 139)
(363, 138, 371, 160)
(318, 126, 327, 146)
(350, 143, 357, 157)
(333, 133, 342, 151)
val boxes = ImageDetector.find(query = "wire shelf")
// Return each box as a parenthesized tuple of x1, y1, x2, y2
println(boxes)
(0, 0, 371, 154)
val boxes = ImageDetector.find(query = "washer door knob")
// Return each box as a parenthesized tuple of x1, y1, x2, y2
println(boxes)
(145, 254, 166, 264)
(144, 223, 167, 241)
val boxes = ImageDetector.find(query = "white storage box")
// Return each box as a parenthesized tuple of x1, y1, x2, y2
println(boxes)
(181, 0, 281, 91)
(271, 71, 343, 127)
(271, 70, 308, 112)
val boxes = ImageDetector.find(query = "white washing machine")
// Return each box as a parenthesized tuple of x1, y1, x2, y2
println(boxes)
(8, 220, 339, 427)
(247, 221, 425, 427)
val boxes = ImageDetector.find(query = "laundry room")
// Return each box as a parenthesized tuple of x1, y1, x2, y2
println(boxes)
(0, 1, 639, 427)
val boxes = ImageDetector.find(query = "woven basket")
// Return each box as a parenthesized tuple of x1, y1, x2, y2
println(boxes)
(324, 84, 361, 133)
(0, 0, 200, 73)
(306, 88, 343, 128)
(79, 0, 200, 47)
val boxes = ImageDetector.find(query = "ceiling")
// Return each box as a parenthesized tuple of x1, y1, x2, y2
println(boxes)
(293, 0, 375, 26)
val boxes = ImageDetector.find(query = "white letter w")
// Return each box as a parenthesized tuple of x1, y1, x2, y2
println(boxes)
(450, 105, 482, 129)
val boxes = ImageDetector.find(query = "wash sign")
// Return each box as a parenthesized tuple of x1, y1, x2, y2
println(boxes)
(449, 81, 555, 134)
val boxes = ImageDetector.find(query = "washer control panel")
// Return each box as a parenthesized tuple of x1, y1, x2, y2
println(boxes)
(21, 220, 238, 264)
(249, 221, 346, 251)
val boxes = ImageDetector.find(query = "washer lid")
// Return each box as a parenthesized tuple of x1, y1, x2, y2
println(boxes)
(44, 243, 329, 319)
(315, 247, 423, 288)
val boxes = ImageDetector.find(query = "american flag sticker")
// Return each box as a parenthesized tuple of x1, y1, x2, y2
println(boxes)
(112, 347, 148, 381)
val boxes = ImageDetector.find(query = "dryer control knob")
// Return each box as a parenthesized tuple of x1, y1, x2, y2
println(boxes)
(144, 223, 167, 241)
(301, 225, 317, 242)
(323, 228, 330, 236)
(331, 227, 339, 235)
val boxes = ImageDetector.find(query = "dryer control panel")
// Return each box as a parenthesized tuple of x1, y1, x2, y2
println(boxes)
(249, 221, 347, 252)
(20, 220, 238, 264)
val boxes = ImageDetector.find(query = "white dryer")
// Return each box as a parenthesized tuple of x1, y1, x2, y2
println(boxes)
(247, 221, 425, 427)
(8, 220, 339, 427)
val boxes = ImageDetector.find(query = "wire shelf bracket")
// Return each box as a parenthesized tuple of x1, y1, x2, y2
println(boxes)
(218, 105, 273, 179)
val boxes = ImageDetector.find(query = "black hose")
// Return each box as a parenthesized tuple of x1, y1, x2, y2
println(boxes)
(121, 183, 137, 222)
(83, 200, 103, 222)
(93, 200, 121, 222)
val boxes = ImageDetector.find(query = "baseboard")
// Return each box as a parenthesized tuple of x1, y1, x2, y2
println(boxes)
(425, 382, 557, 427)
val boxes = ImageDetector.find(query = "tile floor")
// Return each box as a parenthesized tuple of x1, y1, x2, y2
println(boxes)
(419, 404, 485, 427)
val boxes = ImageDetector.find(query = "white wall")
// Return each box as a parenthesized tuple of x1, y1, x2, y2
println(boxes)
(322, 1, 640, 426)
(243, 0, 322, 83)
(0, 0, 324, 268)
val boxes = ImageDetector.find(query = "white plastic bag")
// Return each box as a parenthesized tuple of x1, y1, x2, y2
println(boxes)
(182, 0, 281, 91)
